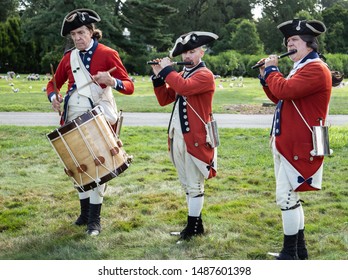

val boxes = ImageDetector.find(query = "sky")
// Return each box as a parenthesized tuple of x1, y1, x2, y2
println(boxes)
(252, 4, 263, 19)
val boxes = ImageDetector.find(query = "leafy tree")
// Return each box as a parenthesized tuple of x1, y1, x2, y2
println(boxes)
(0, 16, 39, 72)
(204, 50, 239, 76)
(231, 19, 263, 54)
(121, 0, 177, 54)
(255, 16, 281, 53)
(255, 0, 318, 52)
(163, 0, 254, 54)
(21, 0, 124, 51)
(19, 0, 128, 72)
(1, 0, 348, 74)
(0, 0, 18, 22)
(322, 3, 348, 53)
(0, 17, 21, 71)
(255, 0, 317, 22)
(101, 0, 179, 74)
(213, 18, 242, 53)
(320, 0, 348, 9)
(0, 21, 10, 70)
(18, 0, 178, 73)
(164, 0, 254, 35)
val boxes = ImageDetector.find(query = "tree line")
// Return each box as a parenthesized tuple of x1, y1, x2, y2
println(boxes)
(0, 0, 348, 77)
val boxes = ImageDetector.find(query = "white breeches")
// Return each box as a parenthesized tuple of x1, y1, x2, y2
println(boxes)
(272, 140, 305, 235)
(78, 184, 105, 204)
(171, 132, 205, 198)
(272, 141, 300, 210)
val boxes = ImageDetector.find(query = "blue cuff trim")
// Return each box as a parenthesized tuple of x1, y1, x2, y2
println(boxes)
(158, 66, 175, 80)
(258, 74, 267, 87)
(151, 74, 166, 87)
(114, 78, 124, 91)
(48, 92, 56, 102)
(264, 65, 279, 81)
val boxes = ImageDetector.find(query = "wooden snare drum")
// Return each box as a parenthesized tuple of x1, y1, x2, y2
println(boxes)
(47, 106, 132, 192)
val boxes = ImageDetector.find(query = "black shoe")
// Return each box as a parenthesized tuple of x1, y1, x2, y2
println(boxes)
(75, 215, 88, 226)
(276, 252, 299, 260)
(86, 229, 101, 236)
(74, 198, 89, 226)
(170, 222, 188, 237)
(176, 216, 204, 242)
(86, 204, 102, 236)
(297, 248, 308, 260)
(275, 234, 299, 260)
(297, 229, 309, 260)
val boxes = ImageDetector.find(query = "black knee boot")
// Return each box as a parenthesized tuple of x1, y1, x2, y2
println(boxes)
(86, 203, 102, 236)
(179, 215, 204, 241)
(74, 198, 89, 226)
(276, 234, 299, 260)
(297, 229, 308, 260)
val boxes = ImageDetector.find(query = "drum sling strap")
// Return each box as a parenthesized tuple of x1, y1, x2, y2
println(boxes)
(68, 48, 118, 125)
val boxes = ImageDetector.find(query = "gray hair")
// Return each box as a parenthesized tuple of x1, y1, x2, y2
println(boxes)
(299, 35, 319, 52)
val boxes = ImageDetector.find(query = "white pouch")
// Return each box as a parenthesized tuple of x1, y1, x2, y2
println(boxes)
(185, 97, 220, 148)
(292, 100, 332, 157)
(310, 122, 332, 156)
(90, 84, 118, 125)
(205, 119, 220, 148)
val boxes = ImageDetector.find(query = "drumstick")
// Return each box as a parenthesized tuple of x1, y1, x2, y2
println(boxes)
(76, 66, 117, 91)
(147, 61, 193, 65)
(50, 64, 62, 116)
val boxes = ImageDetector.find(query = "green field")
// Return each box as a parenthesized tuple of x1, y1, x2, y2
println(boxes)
(0, 74, 347, 114)
(0, 74, 347, 260)
(0, 125, 347, 260)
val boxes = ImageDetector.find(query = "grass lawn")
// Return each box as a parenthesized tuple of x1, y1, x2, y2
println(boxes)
(0, 75, 347, 114)
(0, 125, 347, 260)
(0, 72, 347, 262)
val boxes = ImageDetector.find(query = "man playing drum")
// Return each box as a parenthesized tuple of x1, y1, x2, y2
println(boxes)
(46, 8, 134, 236)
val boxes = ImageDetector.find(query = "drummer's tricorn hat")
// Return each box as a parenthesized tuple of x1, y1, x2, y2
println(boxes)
(277, 19, 326, 42)
(169, 31, 218, 58)
(61, 8, 101, 37)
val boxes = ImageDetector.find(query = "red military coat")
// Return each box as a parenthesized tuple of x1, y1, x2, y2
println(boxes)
(153, 63, 217, 179)
(47, 42, 134, 101)
(263, 55, 332, 191)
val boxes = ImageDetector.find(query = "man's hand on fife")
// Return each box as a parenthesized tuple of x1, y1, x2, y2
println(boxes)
(150, 57, 172, 76)
(264, 55, 278, 68)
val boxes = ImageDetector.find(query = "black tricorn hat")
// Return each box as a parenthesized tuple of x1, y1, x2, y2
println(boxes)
(61, 8, 101, 37)
(169, 31, 218, 58)
(277, 19, 326, 41)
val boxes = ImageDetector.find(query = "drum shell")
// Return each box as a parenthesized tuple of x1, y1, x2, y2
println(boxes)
(47, 107, 130, 191)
